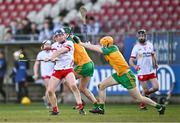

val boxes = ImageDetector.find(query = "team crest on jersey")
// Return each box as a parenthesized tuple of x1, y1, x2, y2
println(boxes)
(138, 54, 143, 58)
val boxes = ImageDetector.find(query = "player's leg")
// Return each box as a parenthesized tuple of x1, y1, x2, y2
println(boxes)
(128, 87, 165, 115)
(98, 76, 118, 103)
(89, 76, 118, 114)
(57, 83, 64, 104)
(79, 76, 98, 105)
(59, 80, 70, 103)
(22, 81, 29, 97)
(140, 80, 148, 95)
(125, 71, 165, 114)
(129, 87, 157, 106)
(0, 77, 6, 103)
(117, 70, 165, 115)
(15, 83, 21, 103)
(18, 82, 23, 103)
(79, 77, 98, 108)
(43, 78, 51, 108)
(44, 78, 49, 95)
(146, 78, 159, 95)
(75, 61, 98, 107)
(139, 80, 148, 110)
(64, 72, 84, 111)
(47, 76, 60, 115)
(74, 71, 82, 79)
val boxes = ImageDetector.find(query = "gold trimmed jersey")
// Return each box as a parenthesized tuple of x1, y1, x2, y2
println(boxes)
(102, 45, 129, 76)
(68, 35, 92, 66)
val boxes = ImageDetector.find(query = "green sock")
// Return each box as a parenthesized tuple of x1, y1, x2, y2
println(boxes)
(155, 104, 161, 109)
(99, 104, 105, 110)
(93, 103, 98, 108)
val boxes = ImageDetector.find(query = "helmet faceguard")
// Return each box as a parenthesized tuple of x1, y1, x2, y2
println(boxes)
(53, 29, 65, 37)
(53, 29, 66, 43)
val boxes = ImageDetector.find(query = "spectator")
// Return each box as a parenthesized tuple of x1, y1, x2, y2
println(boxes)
(80, 16, 100, 43)
(38, 21, 53, 41)
(29, 22, 39, 35)
(69, 21, 81, 35)
(10, 19, 18, 35)
(3, 30, 15, 42)
(0, 50, 7, 103)
(29, 22, 39, 41)
(87, 16, 100, 35)
(44, 16, 54, 30)
(16, 21, 25, 35)
(22, 18, 31, 34)
(16, 21, 31, 40)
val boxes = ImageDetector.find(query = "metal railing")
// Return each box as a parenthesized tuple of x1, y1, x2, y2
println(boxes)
(0, 31, 180, 65)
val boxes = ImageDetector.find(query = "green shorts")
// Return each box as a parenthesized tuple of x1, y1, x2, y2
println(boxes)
(74, 61, 94, 77)
(112, 70, 136, 90)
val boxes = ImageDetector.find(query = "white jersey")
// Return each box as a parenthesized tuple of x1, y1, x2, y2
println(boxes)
(36, 50, 55, 77)
(52, 40, 74, 70)
(131, 41, 155, 75)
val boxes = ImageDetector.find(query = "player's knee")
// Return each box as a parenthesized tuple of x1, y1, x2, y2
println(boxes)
(48, 91, 52, 96)
(47, 89, 53, 96)
(79, 86, 86, 93)
(70, 84, 78, 92)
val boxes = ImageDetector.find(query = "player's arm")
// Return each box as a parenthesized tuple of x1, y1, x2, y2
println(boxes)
(129, 57, 139, 70)
(51, 47, 69, 60)
(129, 45, 140, 71)
(152, 53, 158, 69)
(151, 43, 158, 69)
(33, 60, 40, 80)
(80, 42, 103, 53)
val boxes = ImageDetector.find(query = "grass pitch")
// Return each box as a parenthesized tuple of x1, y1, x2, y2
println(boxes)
(0, 103, 180, 122)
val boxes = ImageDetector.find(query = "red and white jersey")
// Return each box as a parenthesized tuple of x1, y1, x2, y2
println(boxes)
(36, 50, 55, 77)
(52, 40, 74, 70)
(131, 41, 155, 75)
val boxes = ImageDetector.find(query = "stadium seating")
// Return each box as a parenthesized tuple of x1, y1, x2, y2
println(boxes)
(88, 0, 179, 33)
(0, 0, 179, 33)
(0, 0, 56, 26)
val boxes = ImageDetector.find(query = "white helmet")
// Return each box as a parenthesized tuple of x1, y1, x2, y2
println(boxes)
(41, 40, 52, 50)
